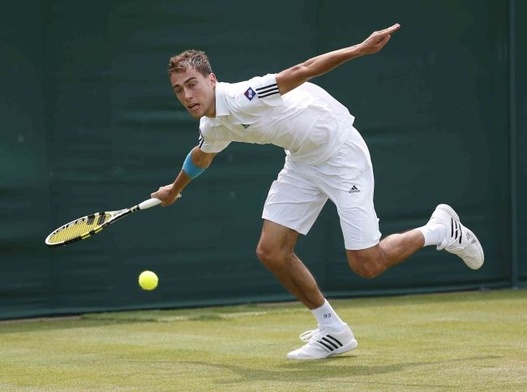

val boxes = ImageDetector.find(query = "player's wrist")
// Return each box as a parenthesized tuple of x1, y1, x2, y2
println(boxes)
(164, 185, 182, 199)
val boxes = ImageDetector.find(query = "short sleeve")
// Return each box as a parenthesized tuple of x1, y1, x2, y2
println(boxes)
(197, 123, 231, 154)
(230, 73, 283, 111)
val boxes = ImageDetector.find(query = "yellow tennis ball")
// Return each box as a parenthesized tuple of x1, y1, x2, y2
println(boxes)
(138, 270, 158, 291)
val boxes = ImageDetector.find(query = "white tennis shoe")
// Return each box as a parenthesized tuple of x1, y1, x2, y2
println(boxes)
(286, 324, 358, 360)
(428, 204, 484, 270)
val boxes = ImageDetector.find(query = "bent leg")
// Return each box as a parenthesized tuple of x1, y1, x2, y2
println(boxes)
(256, 219, 325, 309)
(346, 229, 425, 278)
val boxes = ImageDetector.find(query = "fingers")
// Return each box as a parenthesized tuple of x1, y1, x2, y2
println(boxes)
(386, 23, 401, 33)
(379, 34, 391, 47)
(372, 23, 400, 39)
(150, 189, 181, 207)
(362, 23, 399, 54)
(378, 23, 400, 35)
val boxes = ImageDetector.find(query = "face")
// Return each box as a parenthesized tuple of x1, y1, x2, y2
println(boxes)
(170, 68, 217, 119)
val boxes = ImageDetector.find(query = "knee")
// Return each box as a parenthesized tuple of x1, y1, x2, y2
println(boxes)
(256, 242, 286, 268)
(347, 251, 385, 279)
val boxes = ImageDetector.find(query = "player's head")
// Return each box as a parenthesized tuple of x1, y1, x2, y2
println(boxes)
(168, 50, 217, 119)
(168, 50, 212, 77)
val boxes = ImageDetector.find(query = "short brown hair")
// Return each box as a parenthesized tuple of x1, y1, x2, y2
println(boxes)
(168, 50, 212, 77)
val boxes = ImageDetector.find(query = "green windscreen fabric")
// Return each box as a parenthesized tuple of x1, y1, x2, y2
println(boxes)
(0, 0, 523, 320)
(515, 0, 527, 285)
(0, 1, 53, 318)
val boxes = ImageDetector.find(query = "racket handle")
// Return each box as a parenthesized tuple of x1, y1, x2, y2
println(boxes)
(138, 198, 163, 210)
(138, 193, 182, 210)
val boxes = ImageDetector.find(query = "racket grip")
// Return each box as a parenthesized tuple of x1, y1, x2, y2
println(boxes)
(138, 198, 163, 210)
(138, 193, 182, 210)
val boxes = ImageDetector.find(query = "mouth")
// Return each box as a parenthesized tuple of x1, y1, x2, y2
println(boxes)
(188, 103, 200, 112)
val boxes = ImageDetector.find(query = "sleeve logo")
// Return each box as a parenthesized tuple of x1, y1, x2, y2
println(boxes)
(244, 87, 256, 101)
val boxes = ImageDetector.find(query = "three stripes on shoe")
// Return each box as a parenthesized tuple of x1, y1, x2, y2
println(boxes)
(315, 334, 344, 352)
(450, 217, 462, 244)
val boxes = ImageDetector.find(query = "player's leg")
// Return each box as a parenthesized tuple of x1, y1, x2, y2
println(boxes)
(256, 219, 357, 360)
(260, 161, 356, 360)
(346, 204, 485, 277)
(346, 229, 425, 278)
(256, 219, 324, 309)
(322, 133, 484, 276)
(259, 161, 329, 310)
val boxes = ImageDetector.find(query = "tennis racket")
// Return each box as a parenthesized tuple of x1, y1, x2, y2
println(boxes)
(45, 195, 180, 247)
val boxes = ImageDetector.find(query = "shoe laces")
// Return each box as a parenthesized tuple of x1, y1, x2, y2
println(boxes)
(299, 328, 319, 342)
(438, 217, 463, 250)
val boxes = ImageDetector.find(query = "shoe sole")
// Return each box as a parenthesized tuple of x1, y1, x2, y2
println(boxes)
(436, 204, 484, 270)
(327, 338, 358, 358)
(286, 338, 358, 360)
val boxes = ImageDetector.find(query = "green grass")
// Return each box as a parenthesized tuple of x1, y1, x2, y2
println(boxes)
(1, 289, 526, 391)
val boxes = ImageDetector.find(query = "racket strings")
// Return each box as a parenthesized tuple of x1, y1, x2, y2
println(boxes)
(47, 213, 112, 244)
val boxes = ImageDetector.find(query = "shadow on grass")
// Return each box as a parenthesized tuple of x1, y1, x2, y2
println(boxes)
(179, 354, 501, 389)
(0, 317, 139, 334)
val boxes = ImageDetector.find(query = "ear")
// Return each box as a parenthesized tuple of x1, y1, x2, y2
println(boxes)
(209, 73, 217, 88)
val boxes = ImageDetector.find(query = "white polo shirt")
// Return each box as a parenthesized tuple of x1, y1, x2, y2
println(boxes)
(198, 73, 361, 165)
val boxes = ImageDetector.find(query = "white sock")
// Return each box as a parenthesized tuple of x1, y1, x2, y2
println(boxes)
(416, 224, 446, 247)
(311, 299, 346, 331)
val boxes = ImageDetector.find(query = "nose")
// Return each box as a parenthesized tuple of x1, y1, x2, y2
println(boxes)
(183, 87, 193, 101)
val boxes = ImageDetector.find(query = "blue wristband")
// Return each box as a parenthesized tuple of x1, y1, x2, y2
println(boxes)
(182, 151, 205, 179)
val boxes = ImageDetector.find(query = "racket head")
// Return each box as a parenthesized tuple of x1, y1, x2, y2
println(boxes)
(45, 212, 113, 247)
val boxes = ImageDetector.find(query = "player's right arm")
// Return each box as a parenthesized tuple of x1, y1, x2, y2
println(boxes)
(151, 146, 216, 206)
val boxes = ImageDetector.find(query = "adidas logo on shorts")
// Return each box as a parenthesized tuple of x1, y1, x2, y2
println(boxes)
(348, 185, 360, 193)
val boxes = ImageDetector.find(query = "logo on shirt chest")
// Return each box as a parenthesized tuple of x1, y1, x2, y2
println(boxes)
(244, 87, 256, 101)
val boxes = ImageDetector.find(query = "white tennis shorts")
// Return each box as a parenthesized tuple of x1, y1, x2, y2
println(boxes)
(262, 131, 381, 250)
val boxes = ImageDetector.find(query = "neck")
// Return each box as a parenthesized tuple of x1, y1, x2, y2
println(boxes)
(205, 86, 217, 117)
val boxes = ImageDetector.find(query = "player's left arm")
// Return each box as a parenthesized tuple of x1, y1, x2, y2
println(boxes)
(276, 23, 400, 95)
(151, 146, 216, 206)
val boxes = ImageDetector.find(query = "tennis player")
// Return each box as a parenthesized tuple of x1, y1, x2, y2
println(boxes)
(152, 23, 484, 360)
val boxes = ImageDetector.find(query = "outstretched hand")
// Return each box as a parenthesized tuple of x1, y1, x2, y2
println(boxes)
(360, 23, 401, 55)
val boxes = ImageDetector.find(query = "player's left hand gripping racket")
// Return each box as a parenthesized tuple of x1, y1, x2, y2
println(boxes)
(45, 195, 180, 247)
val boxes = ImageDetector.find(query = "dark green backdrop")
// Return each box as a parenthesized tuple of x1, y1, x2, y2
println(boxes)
(1, 0, 525, 319)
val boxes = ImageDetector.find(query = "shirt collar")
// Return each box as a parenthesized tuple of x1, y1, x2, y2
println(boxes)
(213, 82, 230, 117)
